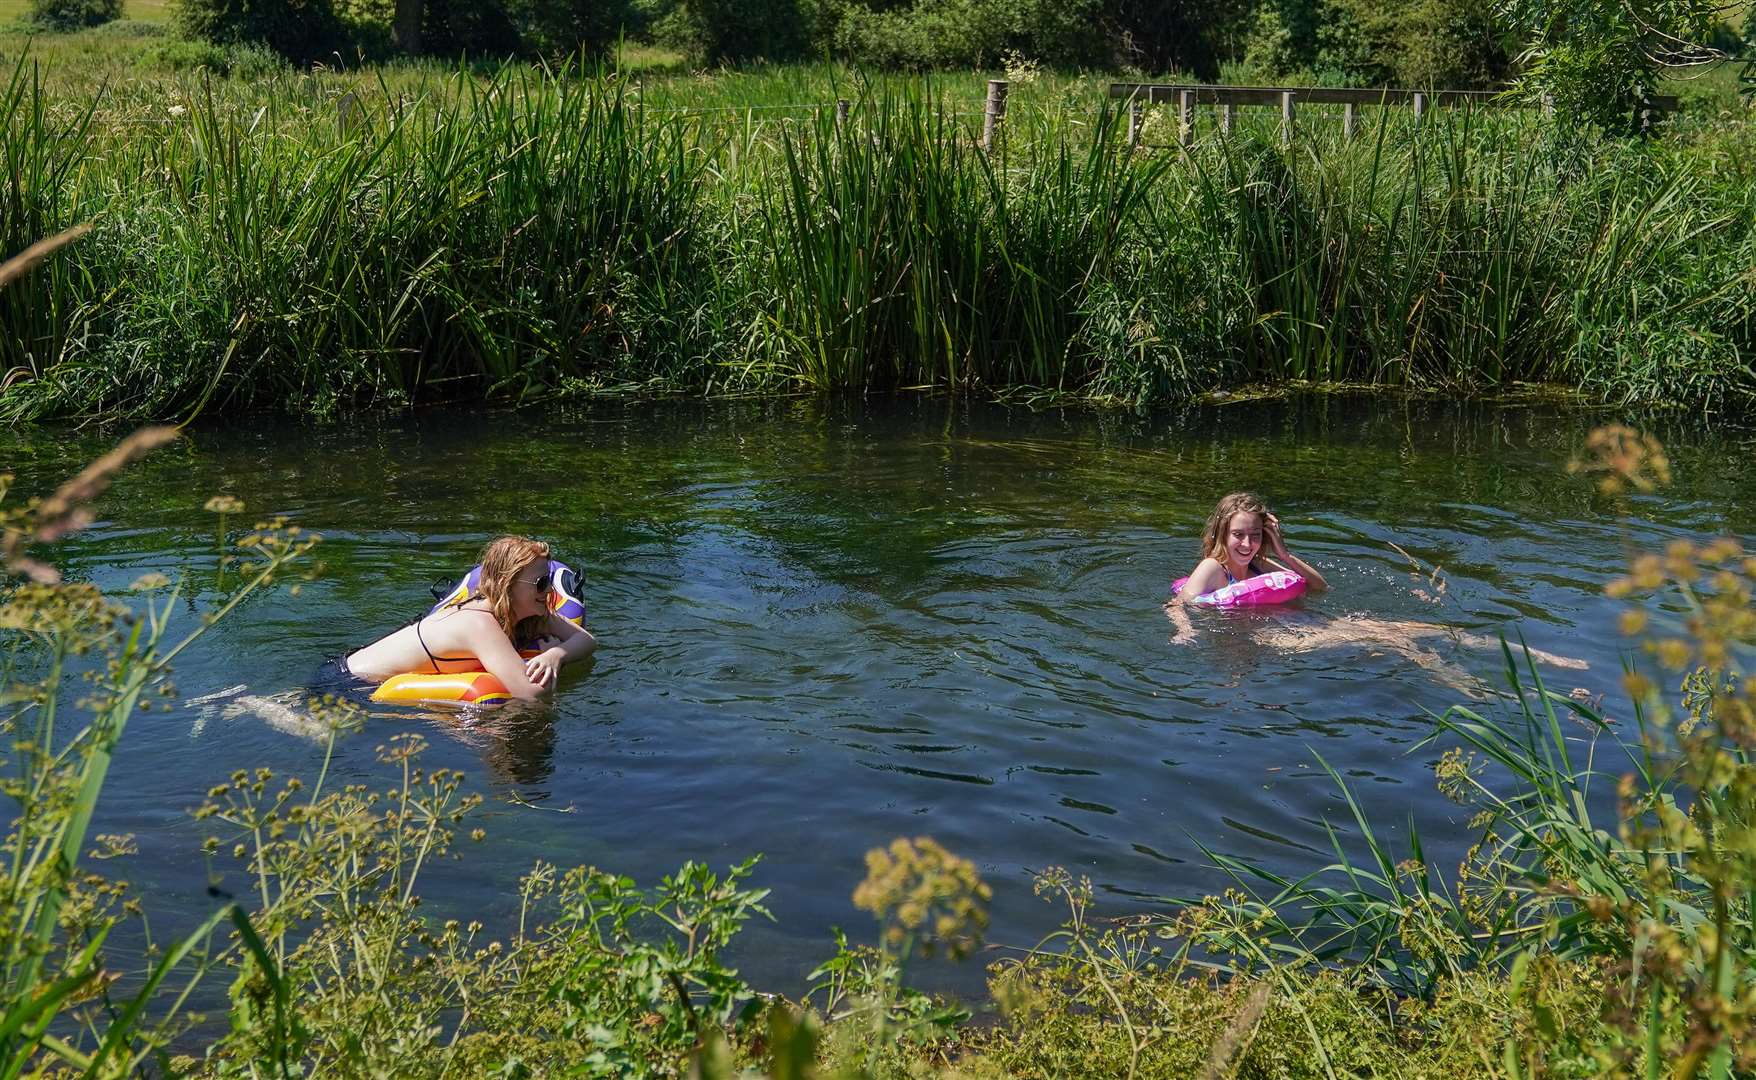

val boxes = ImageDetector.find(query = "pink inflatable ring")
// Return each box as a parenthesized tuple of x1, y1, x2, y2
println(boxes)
(1171, 569, 1307, 607)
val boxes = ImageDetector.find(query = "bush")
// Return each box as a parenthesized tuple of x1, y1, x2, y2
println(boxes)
(505, 0, 638, 58)
(1325, 0, 1512, 87)
(1243, 0, 1511, 87)
(88, 16, 167, 36)
(830, 0, 1108, 69)
(171, 0, 346, 63)
(27, 0, 121, 31)
(143, 37, 287, 76)
(669, 0, 819, 62)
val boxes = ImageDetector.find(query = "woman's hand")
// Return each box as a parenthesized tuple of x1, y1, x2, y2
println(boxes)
(524, 648, 565, 691)
(1265, 513, 1292, 559)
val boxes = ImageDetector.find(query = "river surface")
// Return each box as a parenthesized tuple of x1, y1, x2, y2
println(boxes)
(7, 396, 1755, 995)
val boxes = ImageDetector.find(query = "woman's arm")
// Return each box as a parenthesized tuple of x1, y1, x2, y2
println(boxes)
(544, 614, 598, 662)
(1164, 600, 1197, 645)
(1265, 514, 1328, 591)
(523, 615, 598, 689)
(455, 613, 548, 700)
(1175, 558, 1227, 603)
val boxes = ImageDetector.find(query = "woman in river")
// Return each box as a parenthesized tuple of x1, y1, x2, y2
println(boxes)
(337, 535, 597, 702)
(1173, 491, 1329, 602)
(1163, 495, 1586, 687)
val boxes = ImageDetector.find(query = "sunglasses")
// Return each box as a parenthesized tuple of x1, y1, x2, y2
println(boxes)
(516, 571, 551, 595)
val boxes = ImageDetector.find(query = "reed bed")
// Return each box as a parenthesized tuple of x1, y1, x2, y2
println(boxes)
(0, 57, 1751, 420)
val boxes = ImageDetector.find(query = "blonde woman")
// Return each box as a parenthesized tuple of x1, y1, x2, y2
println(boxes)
(343, 536, 597, 701)
(1174, 491, 1329, 603)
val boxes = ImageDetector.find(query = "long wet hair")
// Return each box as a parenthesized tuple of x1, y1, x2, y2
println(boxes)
(1199, 492, 1271, 563)
(451, 535, 550, 642)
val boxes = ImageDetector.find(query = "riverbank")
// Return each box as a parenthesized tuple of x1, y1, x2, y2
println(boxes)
(0, 39, 1751, 421)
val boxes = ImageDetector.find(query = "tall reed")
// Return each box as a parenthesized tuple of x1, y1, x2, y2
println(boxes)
(0, 58, 1751, 419)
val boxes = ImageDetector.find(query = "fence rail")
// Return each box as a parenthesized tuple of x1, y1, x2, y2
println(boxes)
(1108, 82, 1681, 146)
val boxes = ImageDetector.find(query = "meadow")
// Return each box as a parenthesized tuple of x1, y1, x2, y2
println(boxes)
(0, 23, 1750, 420)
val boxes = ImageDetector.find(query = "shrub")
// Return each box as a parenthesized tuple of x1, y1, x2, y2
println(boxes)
(1324, 0, 1512, 88)
(505, 0, 639, 58)
(830, 0, 1108, 69)
(669, 0, 819, 62)
(143, 37, 287, 76)
(171, 0, 346, 63)
(26, 0, 122, 31)
(89, 16, 167, 35)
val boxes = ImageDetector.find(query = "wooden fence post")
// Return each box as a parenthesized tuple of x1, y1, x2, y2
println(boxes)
(982, 80, 1008, 151)
(1413, 92, 1426, 123)
(1179, 89, 1194, 148)
(338, 91, 362, 138)
(835, 99, 849, 130)
(1221, 102, 1235, 135)
(1127, 95, 1143, 148)
(1343, 101, 1356, 141)
(1280, 91, 1295, 145)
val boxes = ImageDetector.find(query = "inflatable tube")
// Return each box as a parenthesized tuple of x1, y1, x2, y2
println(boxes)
(428, 559, 587, 640)
(371, 670, 512, 706)
(370, 560, 586, 705)
(1171, 569, 1306, 607)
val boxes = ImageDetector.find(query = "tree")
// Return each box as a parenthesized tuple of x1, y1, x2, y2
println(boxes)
(172, 0, 345, 62)
(28, 0, 121, 30)
(393, 0, 421, 53)
(1500, 0, 1734, 130)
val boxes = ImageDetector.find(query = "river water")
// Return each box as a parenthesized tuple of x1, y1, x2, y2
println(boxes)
(7, 396, 1754, 993)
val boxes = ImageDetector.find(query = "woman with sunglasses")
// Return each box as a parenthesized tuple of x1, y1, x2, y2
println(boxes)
(342, 536, 596, 701)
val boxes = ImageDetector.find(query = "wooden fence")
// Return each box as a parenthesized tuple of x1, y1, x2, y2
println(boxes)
(1106, 83, 1682, 147)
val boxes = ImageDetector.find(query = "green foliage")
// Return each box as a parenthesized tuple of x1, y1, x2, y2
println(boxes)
(142, 37, 285, 75)
(0, 59, 1752, 420)
(170, 0, 347, 63)
(1500, 0, 1728, 131)
(504, 0, 636, 57)
(1325, 0, 1511, 87)
(25, 0, 121, 31)
(0, 428, 320, 1076)
(830, 0, 1109, 70)
(667, 0, 819, 63)
(1242, 0, 1511, 87)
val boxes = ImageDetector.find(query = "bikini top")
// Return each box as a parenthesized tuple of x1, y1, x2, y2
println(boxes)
(1223, 560, 1265, 585)
(414, 604, 477, 670)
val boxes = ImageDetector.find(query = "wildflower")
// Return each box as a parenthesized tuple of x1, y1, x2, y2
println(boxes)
(1567, 424, 1671, 495)
(1653, 639, 1692, 670)
(853, 836, 991, 958)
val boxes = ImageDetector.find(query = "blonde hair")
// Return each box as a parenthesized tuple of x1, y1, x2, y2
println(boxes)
(1199, 492, 1271, 563)
(451, 535, 550, 642)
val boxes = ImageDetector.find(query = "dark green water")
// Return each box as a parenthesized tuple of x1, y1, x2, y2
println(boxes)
(7, 396, 1755, 993)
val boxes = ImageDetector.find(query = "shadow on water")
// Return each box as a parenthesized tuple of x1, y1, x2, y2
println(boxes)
(6, 393, 1755, 995)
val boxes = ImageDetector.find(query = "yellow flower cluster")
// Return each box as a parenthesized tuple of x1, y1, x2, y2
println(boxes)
(852, 836, 992, 958)
(1607, 535, 1756, 743)
(1566, 423, 1671, 496)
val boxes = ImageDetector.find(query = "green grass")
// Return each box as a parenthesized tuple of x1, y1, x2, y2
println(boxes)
(0, 0, 170, 20)
(0, 36, 1748, 419)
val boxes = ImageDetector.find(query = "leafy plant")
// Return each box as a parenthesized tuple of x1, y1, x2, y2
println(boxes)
(26, 0, 122, 31)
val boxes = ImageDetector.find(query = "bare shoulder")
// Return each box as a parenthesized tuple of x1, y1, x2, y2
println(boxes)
(1176, 557, 1225, 599)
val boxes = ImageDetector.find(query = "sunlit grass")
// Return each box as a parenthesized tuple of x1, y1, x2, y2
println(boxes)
(0, 33, 1748, 419)
(0, 0, 170, 20)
